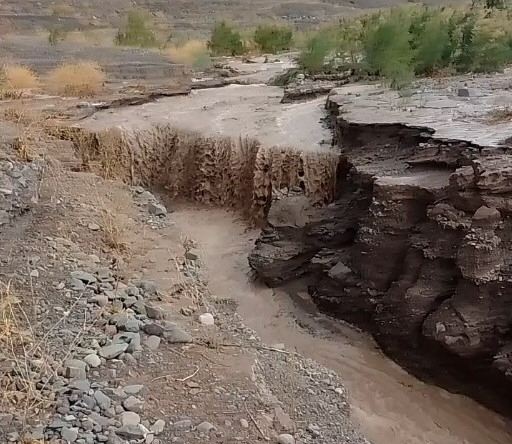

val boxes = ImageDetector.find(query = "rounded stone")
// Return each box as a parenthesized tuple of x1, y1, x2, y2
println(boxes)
(277, 434, 295, 444)
(84, 354, 101, 368)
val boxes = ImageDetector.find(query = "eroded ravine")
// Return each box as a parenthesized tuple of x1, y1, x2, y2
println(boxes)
(47, 77, 512, 443)
(170, 206, 511, 444)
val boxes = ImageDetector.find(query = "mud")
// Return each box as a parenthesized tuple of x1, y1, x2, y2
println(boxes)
(170, 206, 512, 444)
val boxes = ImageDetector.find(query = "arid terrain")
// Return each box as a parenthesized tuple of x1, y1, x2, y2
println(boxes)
(1, 1, 512, 444)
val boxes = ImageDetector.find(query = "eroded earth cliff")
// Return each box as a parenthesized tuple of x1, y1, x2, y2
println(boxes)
(249, 88, 512, 415)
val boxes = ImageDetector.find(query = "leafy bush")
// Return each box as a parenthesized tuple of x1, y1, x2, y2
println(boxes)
(207, 21, 245, 56)
(363, 10, 415, 87)
(115, 10, 158, 48)
(300, 5, 512, 86)
(298, 35, 334, 74)
(254, 24, 293, 53)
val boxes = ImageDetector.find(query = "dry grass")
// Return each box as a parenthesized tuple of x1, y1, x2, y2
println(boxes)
(0, 281, 52, 416)
(4, 65, 39, 90)
(0, 65, 39, 99)
(45, 61, 105, 97)
(66, 28, 117, 47)
(486, 107, 512, 124)
(165, 39, 210, 68)
(101, 208, 129, 253)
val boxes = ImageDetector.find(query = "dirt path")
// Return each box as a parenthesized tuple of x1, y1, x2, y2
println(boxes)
(170, 205, 512, 444)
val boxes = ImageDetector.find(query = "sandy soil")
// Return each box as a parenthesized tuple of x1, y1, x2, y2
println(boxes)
(169, 205, 512, 444)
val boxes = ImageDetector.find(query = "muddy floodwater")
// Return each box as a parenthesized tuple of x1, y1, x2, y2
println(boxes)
(172, 207, 512, 444)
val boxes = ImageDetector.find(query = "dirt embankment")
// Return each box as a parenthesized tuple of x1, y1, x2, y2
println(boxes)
(249, 90, 512, 416)
(49, 124, 339, 223)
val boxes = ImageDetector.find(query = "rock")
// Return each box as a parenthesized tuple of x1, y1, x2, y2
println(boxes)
(307, 424, 321, 437)
(48, 419, 71, 429)
(68, 278, 86, 291)
(457, 88, 469, 97)
(94, 391, 112, 410)
(88, 222, 100, 231)
(70, 270, 97, 284)
(163, 325, 192, 344)
(90, 295, 109, 307)
(145, 304, 166, 320)
(137, 280, 160, 295)
(65, 359, 87, 380)
(143, 323, 165, 336)
(196, 421, 214, 433)
(123, 396, 143, 412)
(122, 319, 141, 333)
(240, 419, 249, 429)
(185, 250, 199, 261)
(145, 335, 161, 350)
(145, 434, 155, 444)
(126, 333, 142, 353)
(123, 385, 144, 395)
(173, 420, 192, 430)
(84, 354, 101, 368)
(68, 379, 91, 392)
(199, 313, 215, 326)
(148, 202, 167, 216)
(27, 425, 45, 440)
(274, 406, 294, 432)
(150, 419, 165, 435)
(277, 434, 295, 444)
(99, 343, 128, 359)
(132, 300, 147, 315)
(116, 424, 148, 439)
(89, 254, 101, 263)
(123, 296, 138, 308)
(61, 427, 79, 443)
(327, 261, 351, 281)
(30, 269, 39, 278)
(121, 411, 141, 427)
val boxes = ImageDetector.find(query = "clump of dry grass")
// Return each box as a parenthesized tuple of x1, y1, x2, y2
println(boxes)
(4, 65, 39, 89)
(486, 107, 512, 124)
(0, 65, 39, 99)
(45, 61, 105, 97)
(165, 39, 211, 69)
(101, 208, 128, 252)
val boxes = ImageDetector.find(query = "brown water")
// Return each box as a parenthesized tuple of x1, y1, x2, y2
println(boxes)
(172, 206, 512, 444)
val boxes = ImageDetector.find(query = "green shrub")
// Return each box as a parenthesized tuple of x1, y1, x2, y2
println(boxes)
(115, 10, 158, 48)
(363, 10, 415, 87)
(48, 27, 67, 45)
(207, 21, 245, 56)
(294, 5, 512, 84)
(299, 35, 334, 74)
(412, 17, 451, 74)
(254, 24, 293, 53)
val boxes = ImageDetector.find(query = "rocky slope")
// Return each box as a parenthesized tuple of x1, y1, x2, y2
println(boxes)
(249, 89, 512, 415)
